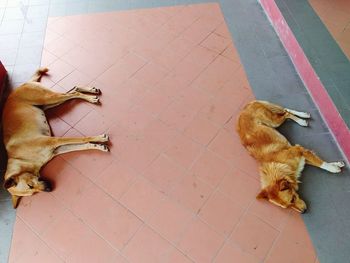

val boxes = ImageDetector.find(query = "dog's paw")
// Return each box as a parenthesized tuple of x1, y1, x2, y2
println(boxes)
(99, 134, 109, 142)
(101, 145, 109, 152)
(321, 162, 344, 173)
(330, 161, 345, 168)
(296, 119, 308, 127)
(94, 144, 109, 152)
(297, 112, 311, 119)
(89, 96, 100, 104)
(90, 87, 101, 94)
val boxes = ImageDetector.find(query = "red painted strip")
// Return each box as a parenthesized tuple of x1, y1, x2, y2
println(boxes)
(0, 61, 7, 99)
(259, 0, 350, 162)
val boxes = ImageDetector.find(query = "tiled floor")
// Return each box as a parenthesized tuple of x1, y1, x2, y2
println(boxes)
(7, 3, 318, 263)
(309, 0, 350, 58)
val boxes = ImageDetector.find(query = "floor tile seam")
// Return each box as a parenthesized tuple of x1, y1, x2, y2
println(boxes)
(64, 207, 131, 258)
(42, 184, 137, 258)
(156, 207, 230, 263)
(130, 220, 197, 262)
(14, 215, 66, 262)
(2, 22, 24, 68)
(199, 185, 248, 234)
(217, 196, 263, 260)
(17, 192, 69, 237)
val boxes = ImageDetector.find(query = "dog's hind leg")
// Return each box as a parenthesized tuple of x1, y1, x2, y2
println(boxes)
(285, 108, 311, 119)
(69, 86, 101, 95)
(53, 143, 109, 156)
(257, 101, 308, 127)
(286, 113, 309, 127)
(296, 145, 345, 173)
(52, 134, 109, 146)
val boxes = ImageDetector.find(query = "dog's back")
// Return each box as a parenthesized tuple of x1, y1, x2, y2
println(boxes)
(3, 84, 51, 152)
(237, 101, 291, 162)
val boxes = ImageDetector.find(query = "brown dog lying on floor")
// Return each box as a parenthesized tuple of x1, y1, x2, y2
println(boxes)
(2, 68, 109, 208)
(237, 100, 345, 213)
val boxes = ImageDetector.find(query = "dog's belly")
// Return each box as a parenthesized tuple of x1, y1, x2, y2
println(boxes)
(4, 104, 51, 143)
(34, 108, 51, 136)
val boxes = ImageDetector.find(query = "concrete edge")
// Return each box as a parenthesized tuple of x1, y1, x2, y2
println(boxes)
(258, 0, 350, 164)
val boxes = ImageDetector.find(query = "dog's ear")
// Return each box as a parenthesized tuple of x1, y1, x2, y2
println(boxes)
(279, 180, 291, 191)
(11, 195, 21, 209)
(3, 177, 16, 189)
(256, 189, 268, 200)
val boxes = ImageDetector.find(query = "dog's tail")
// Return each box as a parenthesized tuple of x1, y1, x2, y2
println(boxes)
(29, 67, 49, 82)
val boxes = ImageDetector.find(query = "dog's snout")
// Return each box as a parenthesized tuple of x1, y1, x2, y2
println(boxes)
(301, 207, 307, 214)
(43, 181, 52, 192)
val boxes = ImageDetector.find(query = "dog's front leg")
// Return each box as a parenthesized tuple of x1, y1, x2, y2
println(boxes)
(298, 146, 345, 173)
(51, 134, 110, 156)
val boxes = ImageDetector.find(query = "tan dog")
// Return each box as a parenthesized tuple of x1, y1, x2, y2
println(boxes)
(2, 68, 109, 208)
(237, 100, 344, 213)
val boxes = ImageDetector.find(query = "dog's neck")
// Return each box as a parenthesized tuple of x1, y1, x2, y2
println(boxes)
(5, 158, 39, 180)
(260, 162, 297, 188)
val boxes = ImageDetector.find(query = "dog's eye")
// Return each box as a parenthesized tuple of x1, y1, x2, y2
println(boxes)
(28, 184, 34, 189)
(291, 196, 296, 203)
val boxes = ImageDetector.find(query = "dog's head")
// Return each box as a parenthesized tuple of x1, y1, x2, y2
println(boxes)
(3, 173, 52, 208)
(257, 163, 307, 213)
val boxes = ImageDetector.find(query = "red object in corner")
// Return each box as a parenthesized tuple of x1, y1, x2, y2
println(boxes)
(0, 61, 6, 98)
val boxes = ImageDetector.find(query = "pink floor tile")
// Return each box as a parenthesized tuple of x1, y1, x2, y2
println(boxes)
(9, 219, 62, 263)
(45, 58, 75, 83)
(218, 168, 260, 208)
(141, 119, 179, 152)
(178, 218, 225, 263)
(209, 129, 245, 163)
(120, 177, 166, 220)
(57, 69, 94, 91)
(143, 154, 187, 194)
(184, 115, 220, 145)
(47, 115, 71, 137)
(199, 191, 245, 237)
(136, 89, 173, 117)
(164, 134, 203, 169)
(17, 193, 66, 235)
(159, 100, 199, 131)
(200, 32, 231, 54)
(248, 198, 291, 231)
(122, 225, 173, 263)
(41, 50, 58, 66)
(230, 213, 279, 260)
(221, 43, 240, 62)
(51, 99, 92, 127)
(41, 157, 93, 208)
(214, 242, 259, 263)
(170, 174, 213, 213)
(192, 55, 240, 95)
(71, 184, 143, 250)
(97, 53, 147, 87)
(42, 210, 120, 262)
(97, 160, 139, 200)
(214, 22, 232, 39)
(74, 109, 112, 136)
(190, 149, 231, 187)
(166, 248, 194, 263)
(148, 197, 194, 244)
(265, 212, 316, 263)
(9, 4, 316, 263)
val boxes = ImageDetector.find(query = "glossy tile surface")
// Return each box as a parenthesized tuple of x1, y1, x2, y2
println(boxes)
(5, 3, 316, 263)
